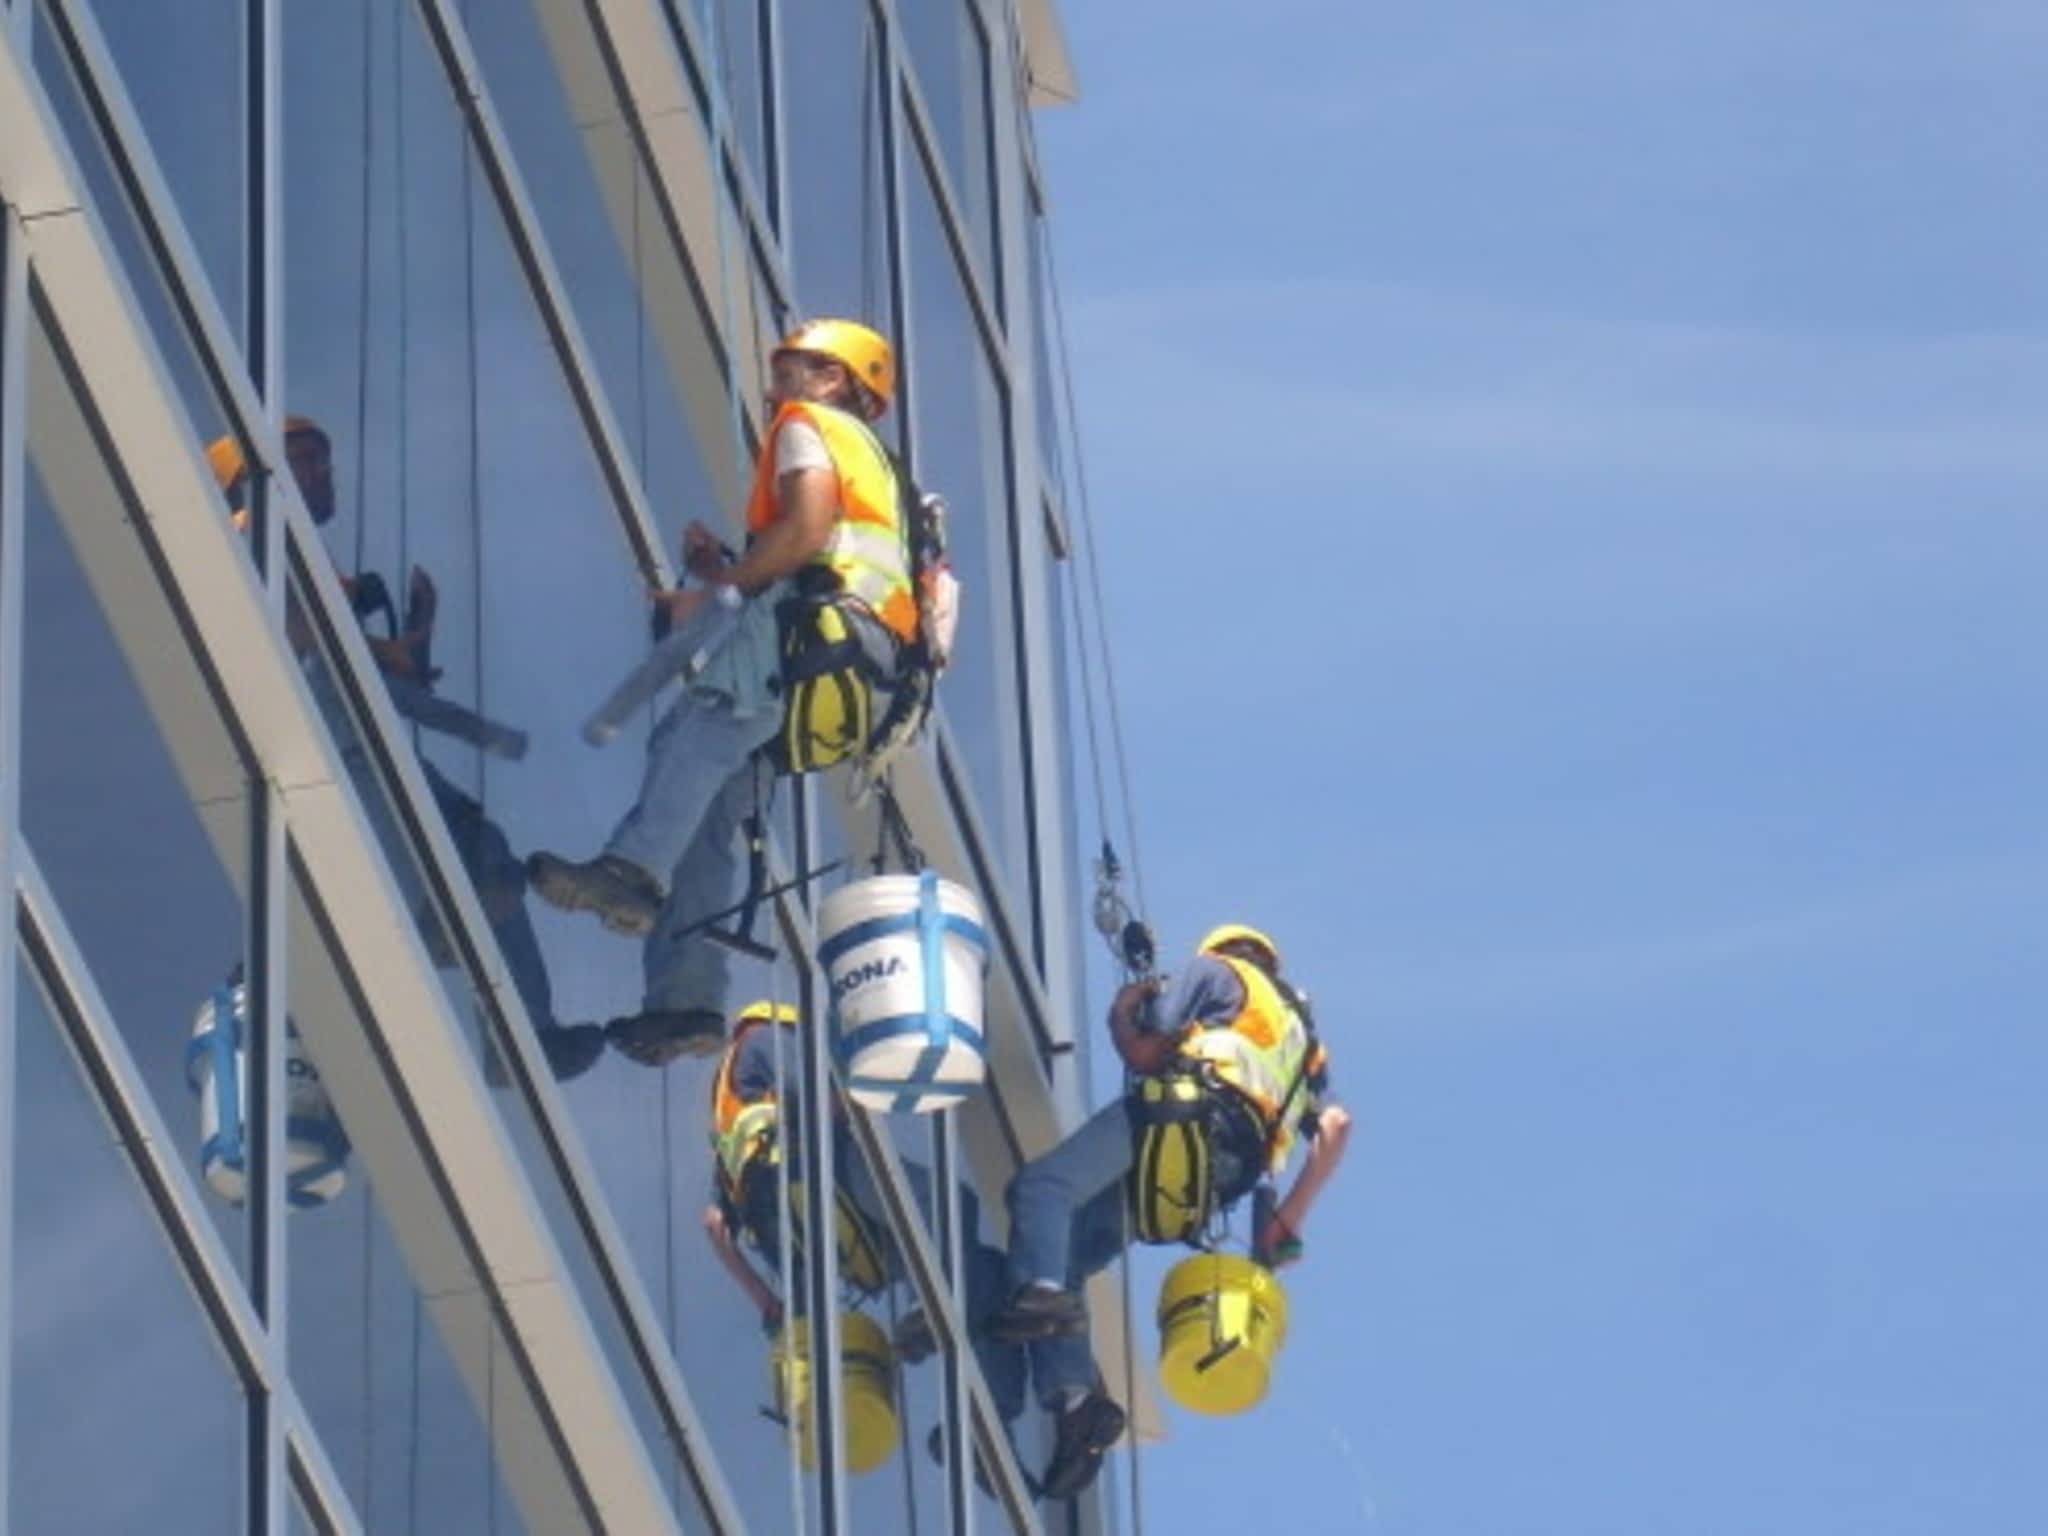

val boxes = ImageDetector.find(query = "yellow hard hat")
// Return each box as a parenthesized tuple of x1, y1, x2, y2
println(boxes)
(203, 416, 327, 493)
(735, 999, 802, 1029)
(776, 319, 895, 411)
(1198, 924, 1282, 973)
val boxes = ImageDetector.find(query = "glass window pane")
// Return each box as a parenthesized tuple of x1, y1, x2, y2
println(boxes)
(905, 156, 1022, 903)
(10, 956, 245, 1534)
(31, 5, 257, 558)
(282, 861, 531, 1535)
(460, 5, 728, 554)
(711, 0, 770, 205)
(20, 310, 254, 1281)
(593, 948, 820, 1531)
(901, 0, 999, 292)
(782, 0, 892, 327)
(61, 0, 247, 347)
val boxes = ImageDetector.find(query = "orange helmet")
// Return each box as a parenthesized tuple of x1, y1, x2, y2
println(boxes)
(776, 319, 895, 412)
(1198, 924, 1283, 973)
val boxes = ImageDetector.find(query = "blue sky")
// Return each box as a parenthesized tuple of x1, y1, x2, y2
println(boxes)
(1040, 2, 2048, 1531)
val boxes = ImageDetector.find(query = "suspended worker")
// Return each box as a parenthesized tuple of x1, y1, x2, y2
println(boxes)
(529, 319, 920, 1068)
(701, 1000, 1026, 1484)
(985, 925, 1353, 1501)
(207, 419, 605, 1081)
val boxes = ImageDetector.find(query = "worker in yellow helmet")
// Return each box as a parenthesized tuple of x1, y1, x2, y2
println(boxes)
(205, 420, 604, 1081)
(985, 925, 1353, 1500)
(700, 1001, 1025, 1486)
(529, 320, 917, 1068)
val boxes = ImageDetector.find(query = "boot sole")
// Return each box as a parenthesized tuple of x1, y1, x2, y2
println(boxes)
(530, 862, 658, 937)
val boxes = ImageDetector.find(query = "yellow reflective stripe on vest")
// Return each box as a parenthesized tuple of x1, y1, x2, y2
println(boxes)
(747, 402, 917, 642)
(715, 1101, 779, 1190)
(1176, 955, 1314, 1170)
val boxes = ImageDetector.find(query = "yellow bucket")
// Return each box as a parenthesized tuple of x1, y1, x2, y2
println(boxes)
(770, 1310, 900, 1474)
(1156, 1253, 1289, 1417)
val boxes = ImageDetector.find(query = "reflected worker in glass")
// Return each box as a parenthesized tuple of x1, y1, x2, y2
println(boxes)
(987, 925, 1352, 1500)
(207, 420, 605, 1080)
(529, 320, 915, 1068)
(701, 1001, 1026, 1489)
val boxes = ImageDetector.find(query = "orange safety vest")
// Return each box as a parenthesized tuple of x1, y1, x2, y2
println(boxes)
(1175, 956, 1324, 1172)
(746, 401, 918, 644)
(709, 1013, 796, 1195)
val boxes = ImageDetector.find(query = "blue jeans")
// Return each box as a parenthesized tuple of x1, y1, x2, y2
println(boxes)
(605, 688, 782, 1015)
(421, 760, 557, 1032)
(1004, 1099, 1137, 1407)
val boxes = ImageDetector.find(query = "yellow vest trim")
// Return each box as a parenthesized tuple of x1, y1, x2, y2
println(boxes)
(1176, 956, 1317, 1171)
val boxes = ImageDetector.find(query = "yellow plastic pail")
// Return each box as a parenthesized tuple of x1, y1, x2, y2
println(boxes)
(1156, 1253, 1289, 1416)
(771, 1310, 900, 1473)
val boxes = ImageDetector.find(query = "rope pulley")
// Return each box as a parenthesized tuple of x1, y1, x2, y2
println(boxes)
(1092, 840, 1155, 980)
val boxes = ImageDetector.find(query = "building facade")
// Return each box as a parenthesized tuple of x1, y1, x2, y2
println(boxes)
(0, 0, 1129, 1530)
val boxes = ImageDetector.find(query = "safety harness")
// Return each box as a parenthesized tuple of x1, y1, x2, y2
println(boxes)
(711, 1011, 892, 1297)
(759, 405, 957, 778)
(1128, 976, 1323, 1249)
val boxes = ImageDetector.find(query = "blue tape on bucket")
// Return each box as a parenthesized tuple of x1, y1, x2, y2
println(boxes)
(835, 1015, 987, 1064)
(918, 871, 948, 1051)
(207, 987, 244, 1172)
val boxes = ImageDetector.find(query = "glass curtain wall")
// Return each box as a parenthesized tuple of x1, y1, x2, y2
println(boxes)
(3, 0, 1111, 1527)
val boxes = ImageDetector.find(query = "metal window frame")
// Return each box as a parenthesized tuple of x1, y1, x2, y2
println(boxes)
(0, 197, 27, 1535)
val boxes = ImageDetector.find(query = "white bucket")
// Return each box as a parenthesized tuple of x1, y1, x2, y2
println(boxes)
(186, 984, 350, 1208)
(818, 872, 990, 1113)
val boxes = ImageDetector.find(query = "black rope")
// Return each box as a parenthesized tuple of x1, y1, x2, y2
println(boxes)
(405, 1293, 422, 1536)
(350, 0, 374, 578)
(460, 0, 484, 814)
(1040, 160, 1153, 1536)
(359, 1187, 376, 1517)
(392, 0, 412, 608)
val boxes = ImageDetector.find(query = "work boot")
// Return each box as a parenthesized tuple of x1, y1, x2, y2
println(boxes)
(1038, 1391, 1125, 1502)
(925, 1423, 1000, 1503)
(605, 1007, 726, 1068)
(525, 852, 662, 937)
(537, 1023, 606, 1082)
(986, 1284, 1087, 1344)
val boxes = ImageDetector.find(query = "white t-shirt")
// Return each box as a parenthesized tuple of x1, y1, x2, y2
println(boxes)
(775, 420, 832, 477)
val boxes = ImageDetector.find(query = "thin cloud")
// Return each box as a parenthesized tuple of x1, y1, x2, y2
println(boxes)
(1367, 849, 2042, 1021)
(1067, 280, 2048, 481)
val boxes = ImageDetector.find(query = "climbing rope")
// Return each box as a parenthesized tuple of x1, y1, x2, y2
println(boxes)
(391, 0, 413, 617)
(766, 958, 806, 1526)
(405, 1291, 423, 1536)
(350, 0, 374, 578)
(1036, 153, 1155, 1529)
(359, 1182, 377, 1515)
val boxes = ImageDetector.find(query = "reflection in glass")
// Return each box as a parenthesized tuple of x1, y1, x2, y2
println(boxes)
(283, 864, 530, 1535)
(711, 0, 770, 202)
(905, 156, 1021, 900)
(782, 0, 892, 328)
(900, 0, 1000, 289)
(20, 377, 253, 1279)
(30, 9, 252, 554)
(57, 0, 247, 343)
(10, 958, 245, 1534)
